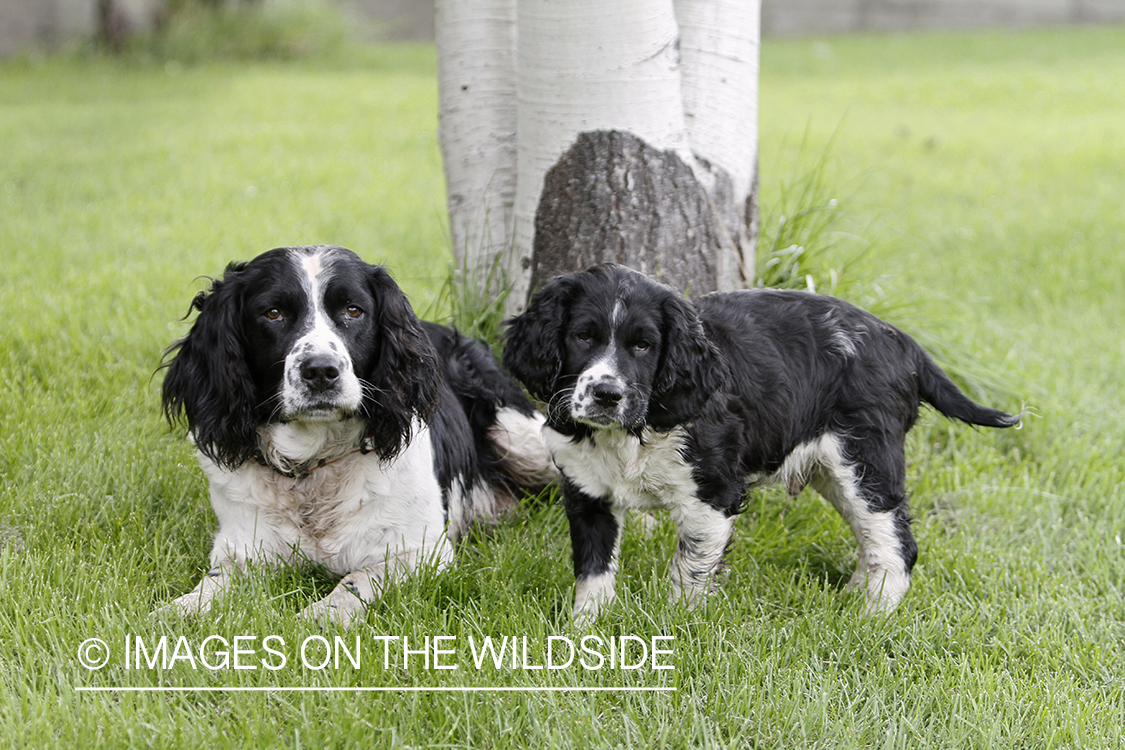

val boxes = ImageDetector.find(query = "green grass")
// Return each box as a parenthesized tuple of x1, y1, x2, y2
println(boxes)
(3, 25, 1125, 748)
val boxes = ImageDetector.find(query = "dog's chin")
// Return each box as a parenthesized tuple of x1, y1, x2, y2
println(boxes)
(572, 410, 647, 433)
(574, 414, 619, 429)
(281, 401, 358, 424)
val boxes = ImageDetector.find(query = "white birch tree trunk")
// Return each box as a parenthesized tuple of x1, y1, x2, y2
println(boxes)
(676, 0, 761, 285)
(435, 0, 517, 283)
(436, 0, 760, 315)
(511, 0, 696, 308)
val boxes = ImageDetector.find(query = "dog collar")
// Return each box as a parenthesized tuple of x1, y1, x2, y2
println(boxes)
(253, 434, 375, 481)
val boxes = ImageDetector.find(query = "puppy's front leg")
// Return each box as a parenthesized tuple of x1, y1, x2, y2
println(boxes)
(299, 540, 455, 629)
(564, 480, 623, 625)
(669, 501, 735, 607)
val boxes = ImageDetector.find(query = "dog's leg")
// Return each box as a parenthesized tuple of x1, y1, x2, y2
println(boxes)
(811, 433, 916, 613)
(298, 540, 455, 628)
(156, 556, 242, 618)
(156, 488, 278, 618)
(564, 480, 623, 626)
(668, 501, 735, 607)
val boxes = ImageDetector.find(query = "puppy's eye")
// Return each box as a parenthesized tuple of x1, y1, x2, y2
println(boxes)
(633, 341, 651, 352)
(264, 308, 283, 321)
(576, 331, 592, 343)
(345, 305, 363, 319)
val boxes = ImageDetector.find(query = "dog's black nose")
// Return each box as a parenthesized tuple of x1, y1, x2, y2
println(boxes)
(299, 357, 341, 391)
(592, 382, 624, 406)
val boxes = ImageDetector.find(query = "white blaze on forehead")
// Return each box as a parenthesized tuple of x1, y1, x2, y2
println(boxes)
(569, 297, 635, 423)
(280, 248, 362, 416)
(295, 249, 326, 315)
(293, 248, 343, 335)
(611, 299, 624, 327)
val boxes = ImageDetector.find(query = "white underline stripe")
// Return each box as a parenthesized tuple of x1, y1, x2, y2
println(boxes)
(76, 686, 675, 693)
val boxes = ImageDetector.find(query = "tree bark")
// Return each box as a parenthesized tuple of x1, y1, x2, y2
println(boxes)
(510, 0, 696, 312)
(435, 0, 761, 314)
(531, 130, 722, 297)
(97, 0, 132, 51)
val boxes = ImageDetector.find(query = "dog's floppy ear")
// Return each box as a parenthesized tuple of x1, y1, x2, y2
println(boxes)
(161, 264, 260, 470)
(647, 292, 728, 429)
(361, 265, 441, 460)
(502, 276, 572, 403)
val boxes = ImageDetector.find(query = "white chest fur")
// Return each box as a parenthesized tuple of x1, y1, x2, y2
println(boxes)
(543, 426, 698, 511)
(200, 421, 447, 575)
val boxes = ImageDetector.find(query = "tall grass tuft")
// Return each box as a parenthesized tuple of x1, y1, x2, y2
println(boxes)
(428, 252, 513, 353)
(756, 138, 1021, 404)
(756, 132, 865, 294)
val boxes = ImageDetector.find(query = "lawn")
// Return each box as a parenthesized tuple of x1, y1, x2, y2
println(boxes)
(2, 25, 1124, 748)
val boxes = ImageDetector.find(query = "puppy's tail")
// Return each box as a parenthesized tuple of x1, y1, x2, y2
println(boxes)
(915, 348, 1023, 429)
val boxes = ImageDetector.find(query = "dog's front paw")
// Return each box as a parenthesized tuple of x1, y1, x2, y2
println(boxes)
(572, 600, 602, 628)
(572, 572, 617, 627)
(670, 566, 727, 609)
(847, 566, 909, 615)
(299, 593, 366, 629)
(152, 591, 212, 620)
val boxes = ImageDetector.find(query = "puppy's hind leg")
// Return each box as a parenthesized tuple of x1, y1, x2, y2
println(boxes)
(809, 433, 916, 614)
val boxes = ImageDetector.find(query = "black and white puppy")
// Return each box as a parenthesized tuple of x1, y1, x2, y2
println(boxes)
(503, 264, 1021, 622)
(161, 245, 555, 626)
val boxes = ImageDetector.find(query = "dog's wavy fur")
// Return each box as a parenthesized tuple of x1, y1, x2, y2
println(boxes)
(160, 245, 554, 626)
(504, 264, 1021, 621)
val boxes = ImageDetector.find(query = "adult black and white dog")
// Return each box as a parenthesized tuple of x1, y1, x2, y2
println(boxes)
(503, 264, 1021, 622)
(160, 245, 555, 626)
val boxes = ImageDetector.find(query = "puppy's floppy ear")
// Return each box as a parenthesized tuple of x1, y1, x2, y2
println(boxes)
(647, 292, 728, 429)
(502, 276, 572, 403)
(362, 264, 441, 460)
(161, 264, 259, 470)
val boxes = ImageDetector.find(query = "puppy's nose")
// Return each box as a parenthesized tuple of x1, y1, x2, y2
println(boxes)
(592, 382, 624, 407)
(299, 356, 341, 391)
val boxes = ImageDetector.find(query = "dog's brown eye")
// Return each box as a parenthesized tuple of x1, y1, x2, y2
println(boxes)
(346, 305, 363, 319)
(633, 341, 650, 352)
(265, 308, 282, 321)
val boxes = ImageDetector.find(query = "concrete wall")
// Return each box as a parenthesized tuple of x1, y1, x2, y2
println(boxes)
(4, 0, 1125, 57)
(356, 0, 1125, 40)
(1, 0, 95, 56)
(0, 0, 161, 56)
(762, 0, 1125, 35)
(358, 0, 1125, 40)
(354, 0, 1125, 41)
(348, 0, 433, 40)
